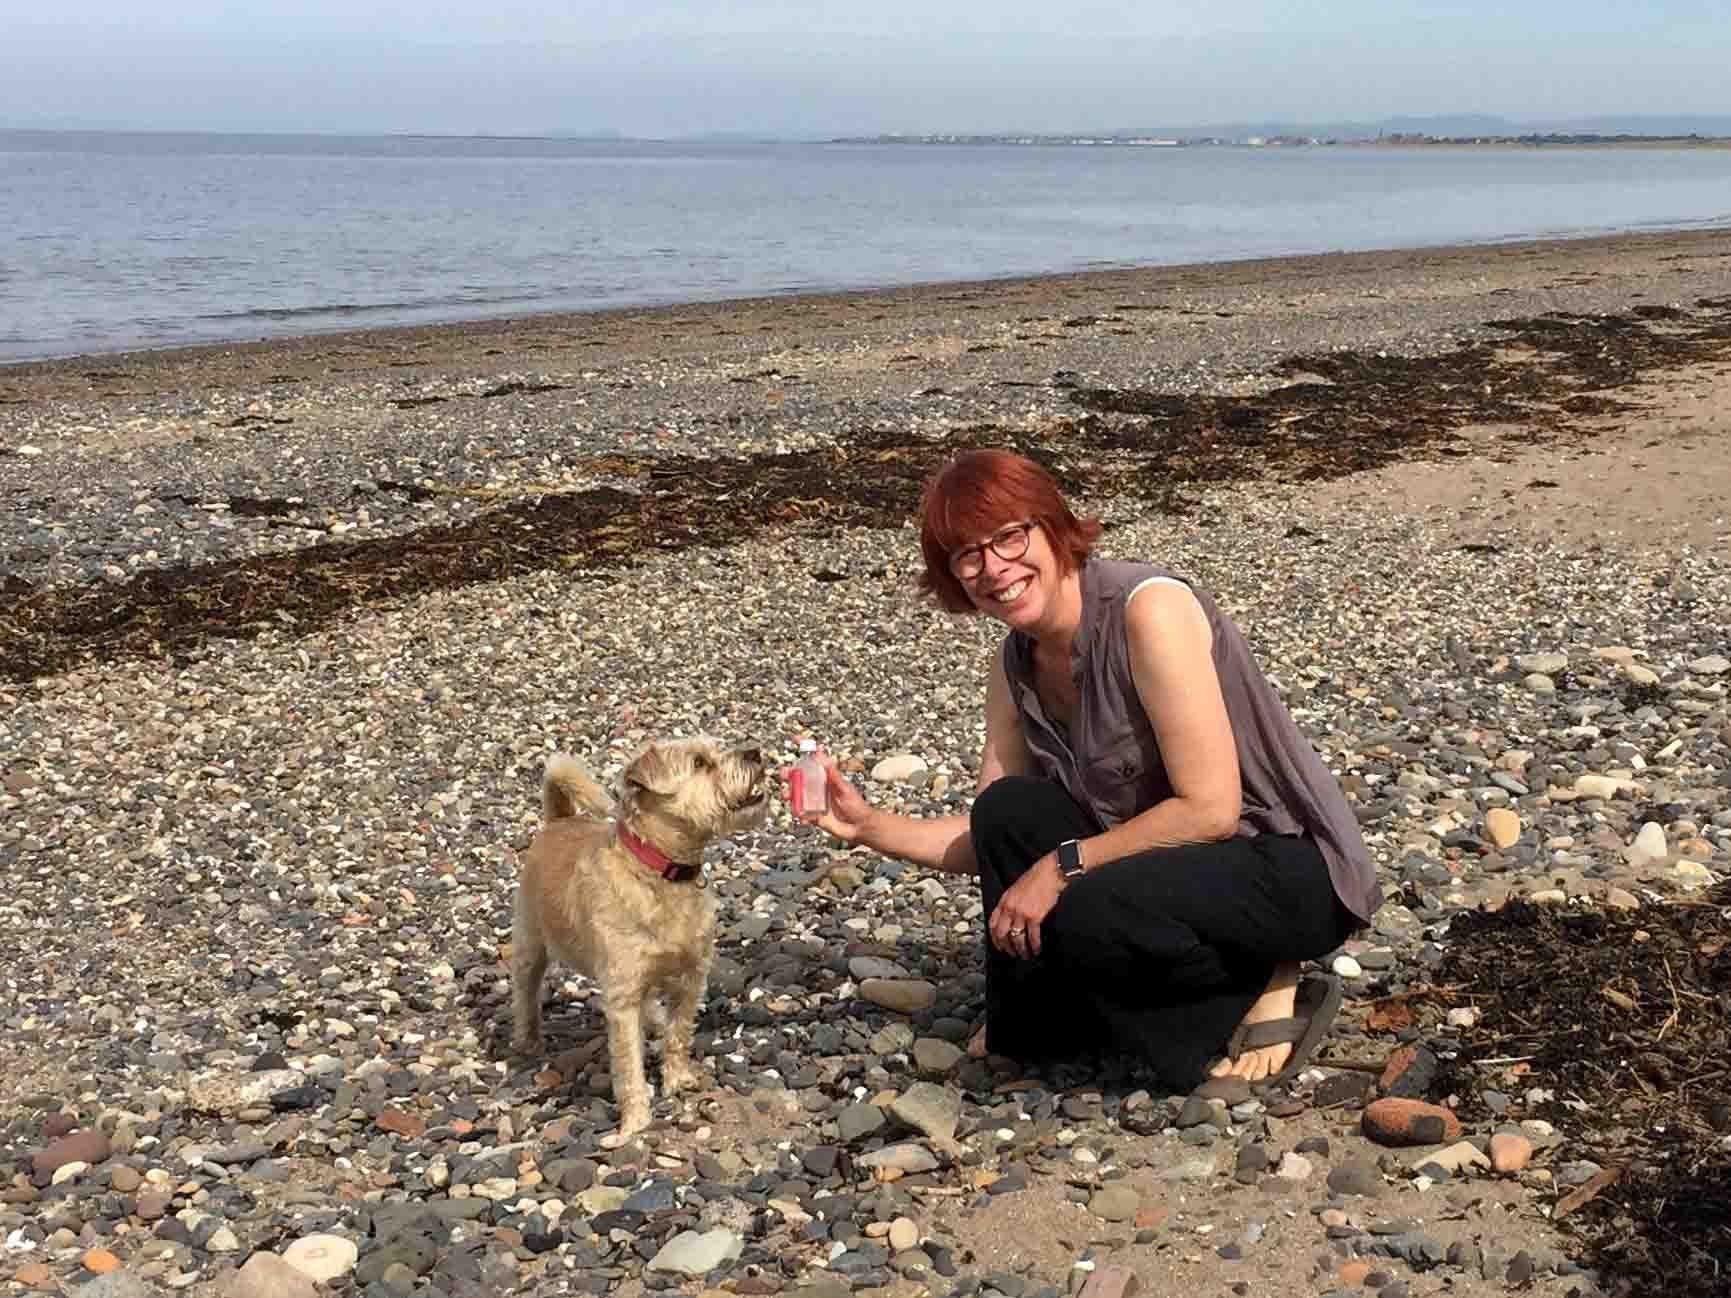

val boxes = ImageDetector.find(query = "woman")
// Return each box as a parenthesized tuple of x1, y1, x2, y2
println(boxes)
(797, 449, 1381, 1092)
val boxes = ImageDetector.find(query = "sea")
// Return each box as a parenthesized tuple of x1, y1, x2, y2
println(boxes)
(3, 130, 1731, 364)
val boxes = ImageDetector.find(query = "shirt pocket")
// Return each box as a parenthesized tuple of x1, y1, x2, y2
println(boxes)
(1081, 737, 1151, 826)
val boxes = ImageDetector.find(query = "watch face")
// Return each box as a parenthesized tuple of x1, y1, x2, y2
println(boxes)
(1059, 840, 1083, 875)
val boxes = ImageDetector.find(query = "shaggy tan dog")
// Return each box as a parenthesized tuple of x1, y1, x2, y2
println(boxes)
(511, 739, 767, 1138)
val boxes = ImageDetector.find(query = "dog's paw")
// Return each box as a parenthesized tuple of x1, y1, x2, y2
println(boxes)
(605, 1107, 652, 1146)
(660, 1061, 704, 1096)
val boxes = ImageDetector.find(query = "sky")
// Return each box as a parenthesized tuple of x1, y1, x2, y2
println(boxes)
(2, 2, 1729, 138)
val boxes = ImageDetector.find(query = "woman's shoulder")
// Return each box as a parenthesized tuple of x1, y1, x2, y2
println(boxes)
(1086, 557, 1197, 605)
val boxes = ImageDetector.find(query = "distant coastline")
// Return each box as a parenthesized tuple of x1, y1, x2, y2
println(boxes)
(829, 132, 1731, 150)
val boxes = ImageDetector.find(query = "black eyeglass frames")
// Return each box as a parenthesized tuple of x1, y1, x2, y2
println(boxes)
(948, 521, 1035, 579)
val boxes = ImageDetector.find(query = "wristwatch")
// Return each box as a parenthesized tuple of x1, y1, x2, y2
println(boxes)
(1056, 838, 1086, 881)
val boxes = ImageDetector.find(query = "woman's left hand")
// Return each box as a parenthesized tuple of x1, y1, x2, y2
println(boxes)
(989, 853, 1065, 960)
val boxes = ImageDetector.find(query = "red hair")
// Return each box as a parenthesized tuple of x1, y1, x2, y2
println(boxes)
(917, 449, 1102, 613)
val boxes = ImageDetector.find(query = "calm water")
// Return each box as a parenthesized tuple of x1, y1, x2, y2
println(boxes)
(3, 130, 1730, 363)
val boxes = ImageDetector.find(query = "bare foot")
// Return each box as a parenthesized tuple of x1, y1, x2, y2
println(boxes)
(1209, 963, 1300, 1082)
(967, 1021, 988, 1058)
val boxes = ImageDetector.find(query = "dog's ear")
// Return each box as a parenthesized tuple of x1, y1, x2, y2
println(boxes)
(623, 743, 679, 798)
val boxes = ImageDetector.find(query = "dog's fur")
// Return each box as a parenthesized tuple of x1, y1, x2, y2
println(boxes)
(511, 739, 767, 1137)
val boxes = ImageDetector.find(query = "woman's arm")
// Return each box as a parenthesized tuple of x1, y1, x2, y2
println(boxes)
(804, 654, 1031, 875)
(1069, 581, 1243, 870)
(987, 580, 1244, 956)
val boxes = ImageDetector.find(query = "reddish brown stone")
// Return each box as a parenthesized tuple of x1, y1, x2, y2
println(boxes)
(1490, 1131, 1534, 1172)
(1134, 1204, 1169, 1230)
(41, 1113, 78, 1139)
(1378, 1044, 1440, 1099)
(14, 1262, 54, 1290)
(1077, 1264, 1141, 1298)
(1361, 1097, 1462, 1147)
(81, 1248, 121, 1275)
(31, 1128, 111, 1175)
(1338, 1260, 1373, 1286)
(375, 1107, 426, 1139)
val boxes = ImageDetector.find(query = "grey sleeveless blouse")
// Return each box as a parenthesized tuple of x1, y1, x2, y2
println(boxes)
(1001, 558, 1381, 924)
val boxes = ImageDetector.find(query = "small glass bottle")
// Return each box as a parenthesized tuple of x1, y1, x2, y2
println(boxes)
(791, 739, 828, 817)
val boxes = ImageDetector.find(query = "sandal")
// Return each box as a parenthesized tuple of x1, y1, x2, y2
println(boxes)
(1197, 970, 1345, 1097)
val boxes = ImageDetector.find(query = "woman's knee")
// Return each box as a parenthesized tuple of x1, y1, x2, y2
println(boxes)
(969, 775, 1051, 838)
(970, 776, 1084, 862)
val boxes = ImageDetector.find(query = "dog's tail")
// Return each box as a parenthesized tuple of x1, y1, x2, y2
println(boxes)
(542, 753, 615, 822)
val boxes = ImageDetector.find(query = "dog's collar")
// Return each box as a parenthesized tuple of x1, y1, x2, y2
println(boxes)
(617, 823, 702, 884)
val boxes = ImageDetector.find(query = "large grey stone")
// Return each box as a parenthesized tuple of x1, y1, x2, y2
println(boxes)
(185, 1069, 306, 1115)
(73, 1276, 158, 1298)
(890, 1082, 960, 1144)
(857, 1143, 939, 1174)
(647, 1228, 744, 1275)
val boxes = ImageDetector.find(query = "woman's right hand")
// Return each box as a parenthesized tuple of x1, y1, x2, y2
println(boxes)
(789, 752, 877, 845)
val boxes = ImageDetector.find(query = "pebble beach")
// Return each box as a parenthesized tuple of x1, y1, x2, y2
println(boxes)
(2, 228, 1729, 1298)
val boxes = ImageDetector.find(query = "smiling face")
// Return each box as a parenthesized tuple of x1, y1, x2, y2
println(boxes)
(950, 518, 1064, 632)
(916, 449, 1103, 617)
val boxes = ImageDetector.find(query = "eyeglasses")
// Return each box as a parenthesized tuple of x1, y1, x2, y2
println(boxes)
(948, 521, 1036, 579)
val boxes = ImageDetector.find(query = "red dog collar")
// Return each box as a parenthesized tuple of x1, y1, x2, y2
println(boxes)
(617, 824, 701, 883)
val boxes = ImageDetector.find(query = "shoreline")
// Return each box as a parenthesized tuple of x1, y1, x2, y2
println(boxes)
(4, 224, 1731, 379)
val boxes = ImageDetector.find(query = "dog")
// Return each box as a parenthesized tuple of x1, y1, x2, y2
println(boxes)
(511, 738, 767, 1138)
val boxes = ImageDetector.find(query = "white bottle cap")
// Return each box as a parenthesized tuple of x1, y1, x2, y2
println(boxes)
(799, 739, 818, 754)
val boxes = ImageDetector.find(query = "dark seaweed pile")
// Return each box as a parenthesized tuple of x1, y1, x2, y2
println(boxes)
(1440, 883, 1731, 1297)
(4, 299, 1731, 686)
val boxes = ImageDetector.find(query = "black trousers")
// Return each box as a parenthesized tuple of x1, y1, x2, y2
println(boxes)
(973, 775, 1357, 1090)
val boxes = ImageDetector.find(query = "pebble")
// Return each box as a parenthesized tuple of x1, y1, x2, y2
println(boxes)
(1275, 1152, 1313, 1181)
(81, 1248, 121, 1275)
(1089, 1185, 1140, 1222)
(1490, 1132, 1535, 1172)
(1378, 1044, 1439, 1099)
(647, 1229, 745, 1276)
(859, 978, 938, 1014)
(229, 1251, 321, 1298)
(1410, 1140, 1490, 1174)
(889, 1082, 961, 1144)
(871, 755, 930, 784)
(31, 1129, 112, 1174)
(858, 1144, 939, 1174)
(1484, 808, 1522, 849)
(912, 1037, 965, 1076)
(184, 1069, 307, 1115)
(1326, 1163, 1383, 1197)
(1627, 822, 1669, 865)
(281, 1234, 359, 1283)
(1362, 1099, 1463, 1147)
